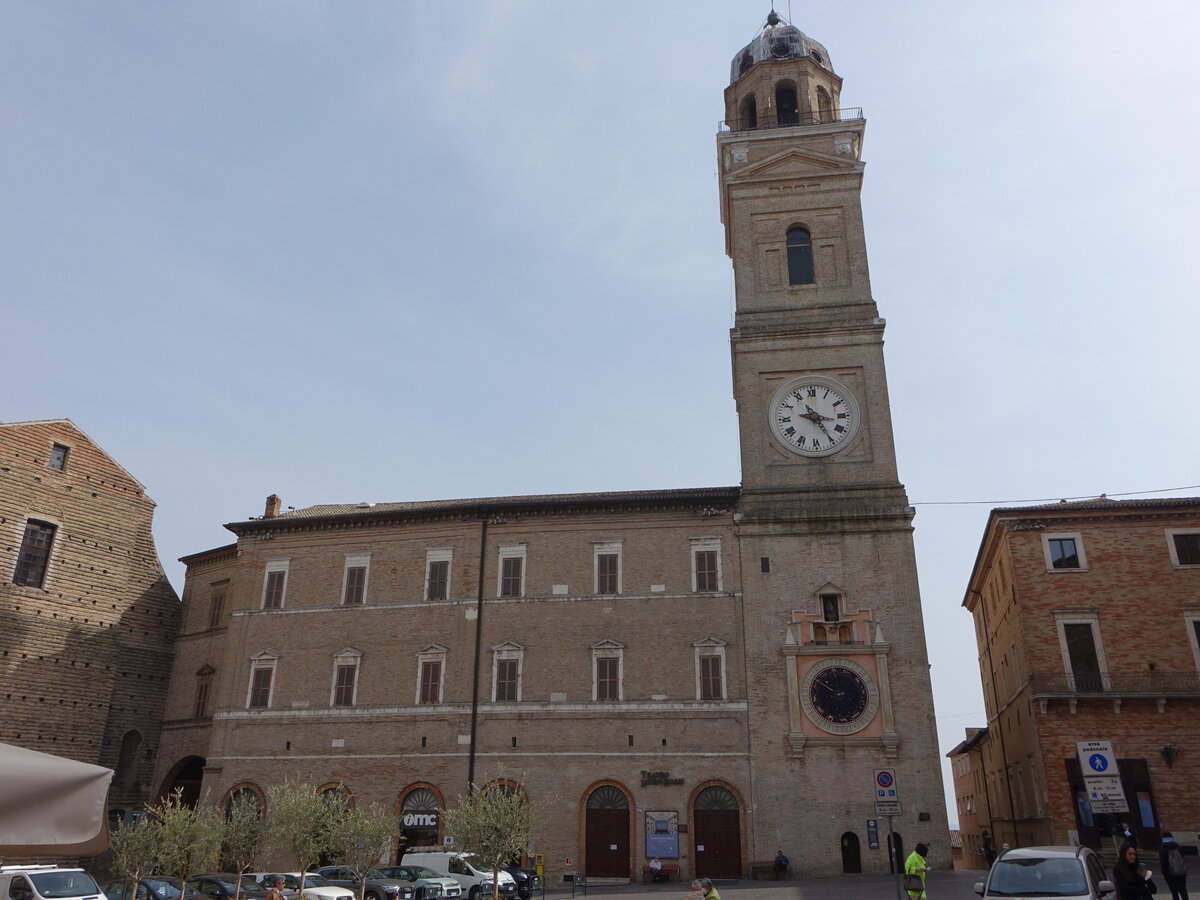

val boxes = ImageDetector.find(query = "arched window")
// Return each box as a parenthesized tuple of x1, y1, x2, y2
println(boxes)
(786, 226, 815, 285)
(816, 86, 833, 123)
(775, 82, 799, 126)
(225, 785, 264, 818)
(740, 96, 758, 130)
(116, 730, 142, 789)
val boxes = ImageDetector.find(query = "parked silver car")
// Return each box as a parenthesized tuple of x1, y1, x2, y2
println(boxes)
(974, 846, 1115, 900)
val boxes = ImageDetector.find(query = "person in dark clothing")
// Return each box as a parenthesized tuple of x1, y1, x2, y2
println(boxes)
(981, 831, 996, 866)
(1159, 831, 1190, 900)
(1113, 843, 1154, 900)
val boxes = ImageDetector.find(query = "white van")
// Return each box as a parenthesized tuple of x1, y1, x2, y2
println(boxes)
(399, 855, 516, 900)
(0, 867, 107, 900)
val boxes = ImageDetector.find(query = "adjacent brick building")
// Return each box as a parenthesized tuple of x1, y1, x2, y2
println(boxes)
(154, 14, 948, 881)
(961, 498, 1200, 854)
(0, 419, 181, 819)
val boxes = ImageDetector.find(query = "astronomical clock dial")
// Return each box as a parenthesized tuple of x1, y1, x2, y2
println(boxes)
(769, 375, 861, 457)
(800, 658, 879, 735)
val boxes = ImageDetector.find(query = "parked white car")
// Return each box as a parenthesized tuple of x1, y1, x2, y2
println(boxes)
(1, 867, 107, 900)
(247, 874, 353, 900)
(399, 855, 515, 900)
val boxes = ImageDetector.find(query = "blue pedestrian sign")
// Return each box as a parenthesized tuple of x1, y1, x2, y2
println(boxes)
(1088, 754, 1108, 773)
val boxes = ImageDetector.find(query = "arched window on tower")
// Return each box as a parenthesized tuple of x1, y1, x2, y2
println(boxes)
(740, 95, 757, 130)
(786, 226, 815, 285)
(775, 81, 799, 126)
(816, 86, 833, 123)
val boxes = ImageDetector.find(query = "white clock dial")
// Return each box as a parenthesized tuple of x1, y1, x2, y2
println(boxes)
(769, 376, 861, 457)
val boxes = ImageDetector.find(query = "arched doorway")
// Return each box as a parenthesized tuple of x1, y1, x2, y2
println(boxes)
(399, 786, 443, 855)
(840, 832, 861, 874)
(584, 785, 630, 879)
(887, 832, 904, 874)
(158, 755, 205, 807)
(692, 785, 741, 880)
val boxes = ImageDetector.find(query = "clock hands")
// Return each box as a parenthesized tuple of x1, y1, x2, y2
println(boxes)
(804, 404, 835, 442)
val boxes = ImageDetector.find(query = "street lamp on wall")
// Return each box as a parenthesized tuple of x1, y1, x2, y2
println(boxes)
(1160, 743, 1181, 767)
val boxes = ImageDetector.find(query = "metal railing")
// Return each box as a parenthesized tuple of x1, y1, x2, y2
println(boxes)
(719, 107, 864, 132)
(1028, 671, 1200, 696)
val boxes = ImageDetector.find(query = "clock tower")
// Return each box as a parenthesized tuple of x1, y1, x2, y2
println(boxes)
(721, 13, 947, 868)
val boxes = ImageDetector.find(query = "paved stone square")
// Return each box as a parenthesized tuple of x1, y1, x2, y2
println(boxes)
(552, 870, 985, 900)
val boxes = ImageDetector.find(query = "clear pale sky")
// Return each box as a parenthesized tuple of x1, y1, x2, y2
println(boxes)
(5, 1, 1199, 830)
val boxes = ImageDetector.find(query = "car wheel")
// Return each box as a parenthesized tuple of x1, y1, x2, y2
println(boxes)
(469, 888, 479, 900)
(367, 893, 381, 900)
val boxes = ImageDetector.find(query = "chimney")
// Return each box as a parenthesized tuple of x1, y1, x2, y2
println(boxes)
(264, 494, 281, 519)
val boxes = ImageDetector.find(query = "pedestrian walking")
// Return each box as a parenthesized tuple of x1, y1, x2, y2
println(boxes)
(1113, 843, 1154, 900)
(904, 842, 931, 899)
(982, 831, 996, 866)
(1159, 831, 1190, 900)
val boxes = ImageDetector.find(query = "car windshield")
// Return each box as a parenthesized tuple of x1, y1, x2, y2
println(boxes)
(987, 857, 1089, 897)
(408, 870, 440, 881)
(235, 880, 263, 891)
(145, 881, 187, 899)
(363, 874, 390, 882)
(30, 873, 102, 899)
(302, 878, 331, 889)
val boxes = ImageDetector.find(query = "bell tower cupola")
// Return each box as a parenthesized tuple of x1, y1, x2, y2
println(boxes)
(725, 11, 842, 129)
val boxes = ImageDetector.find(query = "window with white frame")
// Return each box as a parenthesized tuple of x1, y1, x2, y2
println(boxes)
(498, 544, 527, 598)
(330, 647, 362, 707)
(1167, 530, 1200, 567)
(690, 538, 722, 592)
(594, 540, 622, 595)
(1054, 611, 1108, 692)
(341, 552, 370, 605)
(425, 548, 453, 601)
(261, 558, 291, 609)
(246, 651, 279, 709)
(591, 639, 624, 701)
(693, 637, 728, 701)
(491, 641, 524, 702)
(416, 645, 447, 704)
(1042, 533, 1087, 571)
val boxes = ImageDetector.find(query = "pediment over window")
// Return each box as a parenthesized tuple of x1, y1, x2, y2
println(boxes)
(418, 643, 449, 655)
(692, 636, 728, 648)
(196, 663, 216, 677)
(491, 640, 525, 652)
(333, 647, 363, 659)
(591, 638, 625, 651)
(249, 650, 279, 662)
(728, 147, 860, 181)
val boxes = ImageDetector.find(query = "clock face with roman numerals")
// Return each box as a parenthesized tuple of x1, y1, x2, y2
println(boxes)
(769, 375, 861, 457)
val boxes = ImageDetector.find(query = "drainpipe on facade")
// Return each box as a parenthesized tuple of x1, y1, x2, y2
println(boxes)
(467, 511, 489, 793)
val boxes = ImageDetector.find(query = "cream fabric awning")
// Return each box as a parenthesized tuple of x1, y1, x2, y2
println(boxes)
(0, 743, 113, 857)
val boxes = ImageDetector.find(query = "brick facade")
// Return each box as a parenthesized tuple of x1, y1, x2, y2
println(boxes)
(962, 498, 1200, 853)
(153, 16, 948, 882)
(0, 419, 181, 817)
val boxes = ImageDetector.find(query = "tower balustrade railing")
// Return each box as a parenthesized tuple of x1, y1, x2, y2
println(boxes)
(719, 107, 864, 132)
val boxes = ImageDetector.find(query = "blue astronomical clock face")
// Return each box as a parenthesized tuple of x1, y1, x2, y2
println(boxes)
(809, 664, 869, 724)
(800, 658, 880, 735)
